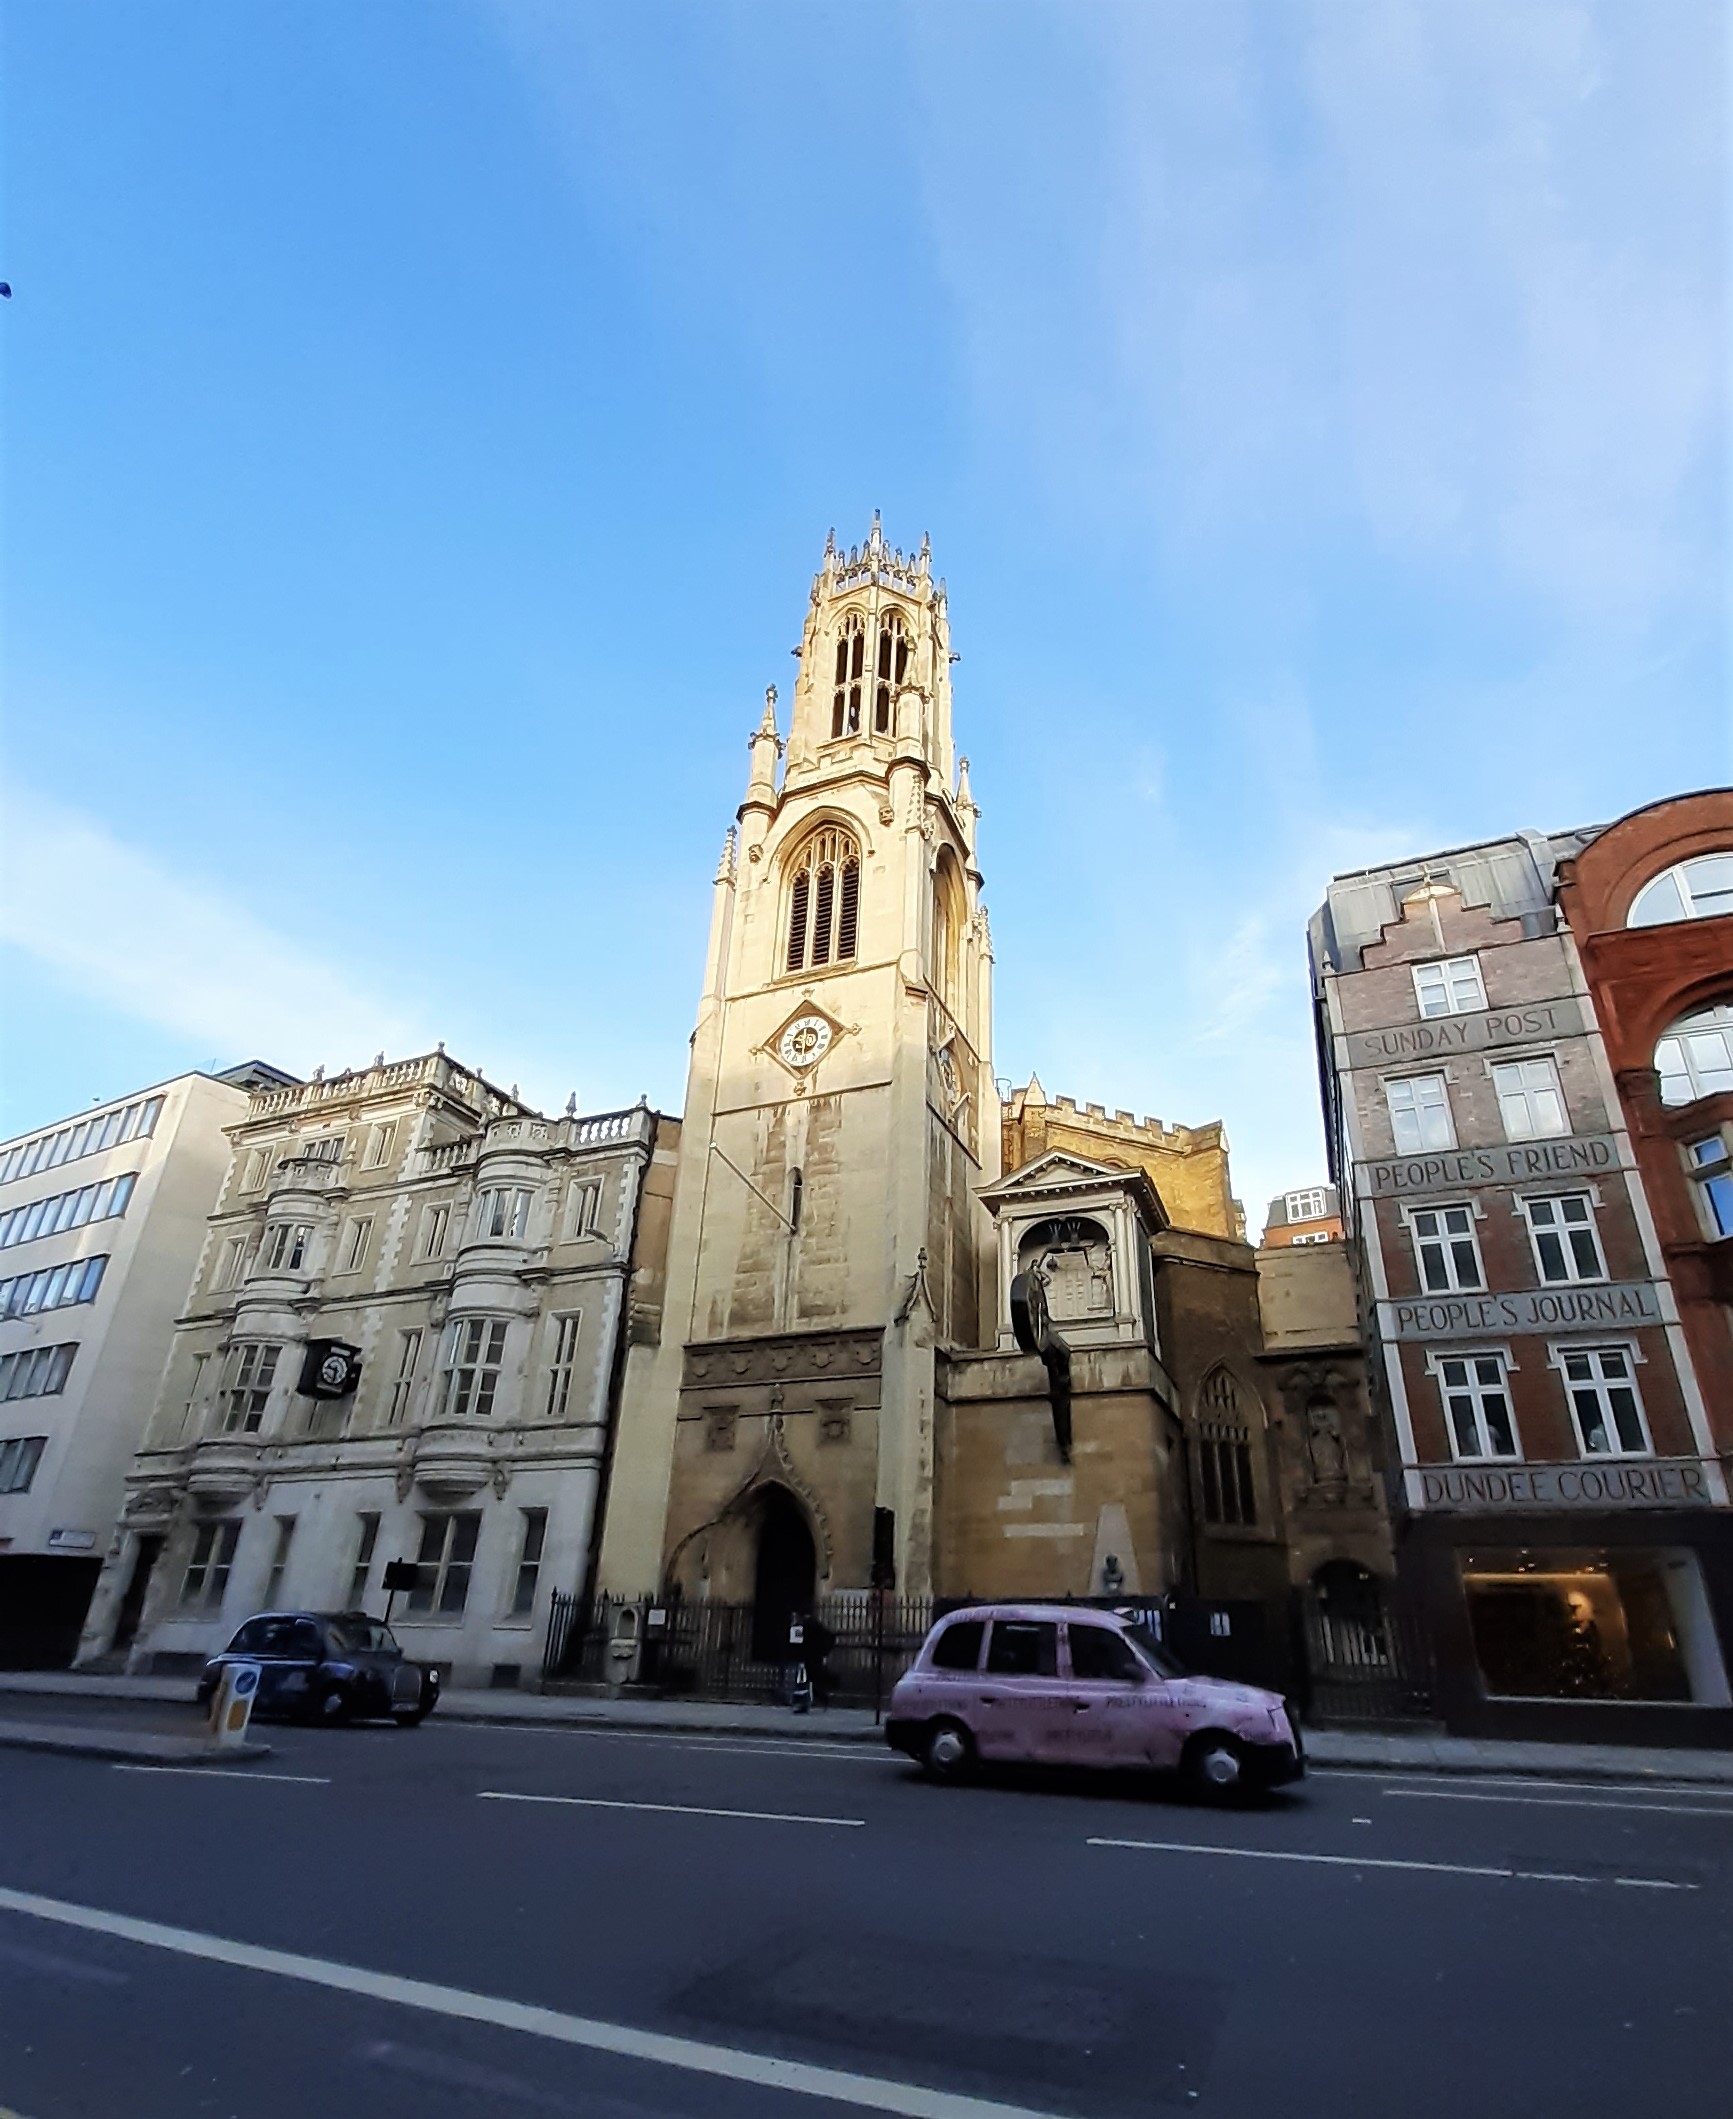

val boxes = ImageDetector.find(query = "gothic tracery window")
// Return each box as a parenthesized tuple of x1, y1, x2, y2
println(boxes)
(785, 826, 861, 974)
(1197, 1366, 1257, 1526)
(874, 609, 909, 733)
(831, 614, 867, 737)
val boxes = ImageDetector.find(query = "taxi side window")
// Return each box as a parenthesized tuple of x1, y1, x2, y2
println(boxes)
(931, 1619, 986, 1671)
(1068, 1624, 1144, 1684)
(287, 1620, 324, 1659)
(985, 1620, 1058, 1677)
(227, 1619, 271, 1655)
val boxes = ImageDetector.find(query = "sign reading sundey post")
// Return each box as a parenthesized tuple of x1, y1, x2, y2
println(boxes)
(1342, 995, 1585, 1070)
(1408, 1459, 1717, 1511)
(1359, 1134, 1620, 1198)
(1383, 1281, 1665, 1339)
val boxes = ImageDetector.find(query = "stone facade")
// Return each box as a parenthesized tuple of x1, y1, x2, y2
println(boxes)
(78, 1053, 673, 1688)
(596, 520, 998, 1606)
(1313, 821, 1733, 1741)
(1002, 1077, 1245, 1241)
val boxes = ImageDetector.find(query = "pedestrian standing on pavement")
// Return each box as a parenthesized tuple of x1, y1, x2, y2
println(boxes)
(803, 1609, 836, 1707)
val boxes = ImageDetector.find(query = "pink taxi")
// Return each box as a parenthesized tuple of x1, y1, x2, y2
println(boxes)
(886, 1603, 1303, 1797)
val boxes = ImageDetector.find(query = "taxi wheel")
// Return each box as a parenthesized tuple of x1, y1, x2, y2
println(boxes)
(1182, 1732, 1245, 1799)
(921, 1718, 975, 1782)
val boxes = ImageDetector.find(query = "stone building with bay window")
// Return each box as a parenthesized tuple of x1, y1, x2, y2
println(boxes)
(77, 1052, 676, 1689)
(1312, 797, 1733, 1742)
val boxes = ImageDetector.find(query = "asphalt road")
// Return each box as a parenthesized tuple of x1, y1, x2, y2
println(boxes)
(0, 1705, 1729, 2119)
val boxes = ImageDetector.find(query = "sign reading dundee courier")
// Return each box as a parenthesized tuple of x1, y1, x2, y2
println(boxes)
(1384, 1281, 1665, 1340)
(1413, 1459, 1715, 1513)
(1359, 1134, 1621, 1199)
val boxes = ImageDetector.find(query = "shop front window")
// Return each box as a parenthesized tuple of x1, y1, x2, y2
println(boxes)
(1459, 1548, 1729, 1704)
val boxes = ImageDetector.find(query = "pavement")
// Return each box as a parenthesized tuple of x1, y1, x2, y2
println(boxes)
(0, 1704, 1728, 2119)
(2, 1667, 1731, 1783)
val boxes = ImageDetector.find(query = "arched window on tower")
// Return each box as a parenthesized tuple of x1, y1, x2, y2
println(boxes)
(874, 608, 909, 734)
(930, 848, 965, 1016)
(785, 826, 862, 973)
(831, 614, 867, 738)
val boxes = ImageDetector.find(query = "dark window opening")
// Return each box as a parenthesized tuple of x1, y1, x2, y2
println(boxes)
(931, 1618, 985, 1671)
(985, 1619, 1058, 1677)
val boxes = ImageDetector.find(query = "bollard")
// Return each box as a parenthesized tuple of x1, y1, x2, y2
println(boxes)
(207, 1661, 261, 1749)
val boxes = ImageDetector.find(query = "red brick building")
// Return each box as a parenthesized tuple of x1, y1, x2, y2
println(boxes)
(1311, 797, 1733, 1743)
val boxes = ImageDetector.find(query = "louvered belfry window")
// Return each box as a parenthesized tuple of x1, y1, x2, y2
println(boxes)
(831, 614, 867, 737)
(874, 610, 909, 733)
(785, 827, 862, 973)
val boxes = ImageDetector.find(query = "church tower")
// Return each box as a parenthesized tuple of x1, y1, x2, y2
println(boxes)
(598, 519, 998, 1607)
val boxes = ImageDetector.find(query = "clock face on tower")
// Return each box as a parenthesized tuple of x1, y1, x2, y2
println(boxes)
(776, 1014, 834, 1070)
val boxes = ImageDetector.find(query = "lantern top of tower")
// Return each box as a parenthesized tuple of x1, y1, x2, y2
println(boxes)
(815, 513, 942, 606)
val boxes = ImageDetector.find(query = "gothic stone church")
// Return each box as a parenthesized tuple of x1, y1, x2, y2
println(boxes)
(595, 522, 1379, 1627)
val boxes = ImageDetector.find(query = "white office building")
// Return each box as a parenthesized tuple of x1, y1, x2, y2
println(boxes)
(0, 1063, 293, 1664)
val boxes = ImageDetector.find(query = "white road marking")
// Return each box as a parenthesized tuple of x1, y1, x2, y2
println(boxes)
(1381, 1787, 1733, 1820)
(485, 1726, 879, 1761)
(109, 1765, 330, 1784)
(478, 1791, 864, 1827)
(0, 1885, 1055, 2119)
(1086, 1837, 1697, 1889)
(109, 1763, 330, 1779)
(1319, 1768, 1726, 1798)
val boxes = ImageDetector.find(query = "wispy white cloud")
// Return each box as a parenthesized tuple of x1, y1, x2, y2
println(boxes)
(0, 785, 427, 1079)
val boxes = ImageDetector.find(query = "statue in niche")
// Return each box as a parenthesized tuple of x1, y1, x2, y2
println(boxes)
(1304, 1395, 1348, 1486)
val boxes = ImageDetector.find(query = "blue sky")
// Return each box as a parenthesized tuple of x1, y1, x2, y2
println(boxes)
(2, 2, 1726, 1230)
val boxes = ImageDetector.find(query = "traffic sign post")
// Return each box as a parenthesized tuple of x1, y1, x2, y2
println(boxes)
(208, 1661, 261, 1749)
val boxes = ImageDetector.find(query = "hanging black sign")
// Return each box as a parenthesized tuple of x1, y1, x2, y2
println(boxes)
(299, 1339, 363, 1399)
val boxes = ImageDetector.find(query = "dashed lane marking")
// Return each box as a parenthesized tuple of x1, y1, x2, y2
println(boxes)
(109, 1766, 330, 1784)
(478, 1790, 864, 1827)
(1086, 1837, 1697, 1888)
(0, 1885, 1054, 2119)
(1381, 1787, 1733, 1819)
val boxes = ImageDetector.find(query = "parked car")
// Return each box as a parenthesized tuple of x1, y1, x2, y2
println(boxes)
(885, 1602, 1302, 1796)
(195, 1611, 440, 1726)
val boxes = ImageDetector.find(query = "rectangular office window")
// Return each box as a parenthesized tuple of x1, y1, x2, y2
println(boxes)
(1560, 1345, 1650, 1457)
(1491, 1057, 1569, 1142)
(0, 1255, 108, 1319)
(476, 1187, 534, 1241)
(263, 1516, 297, 1606)
(565, 1180, 603, 1240)
(1436, 1354, 1519, 1460)
(219, 1342, 280, 1433)
(0, 1095, 163, 1186)
(387, 1329, 423, 1426)
(1687, 1137, 1733, 1239)
(256, 1222, 311, 1274)
(1199, 1430, 1257, 1525)
(406, 1511, 482, 1616)
(1521, 1194, 1606, 1284)
(439, 1318, 509, 1420)
(241, 1147, 271, 1191)
(338, 1217, 373, 1274)
(1290, 1231, 1332, 1245)
(181, 1519, 242, 1610)
(1408, 1205, 1483, 1292)
(303, 1134, 344, 1166)
(418, 1204, 450, 1261)
(511, 1508, 548, 1616)
(364, 1122, 397, 1169)
(215, 1236, 248, 1291)
(0, 1171, 137, 1251)
(0, 1436, 46, 1493)
(347, 1513, 381, 1607)
(1386, 1074, 1455, 1154)
(1284, 1188, 1327, 1223)
(1413, 956, 1487, 1019)
(543, 1313, 582, 1420)
(0, 1344, 77, 1402)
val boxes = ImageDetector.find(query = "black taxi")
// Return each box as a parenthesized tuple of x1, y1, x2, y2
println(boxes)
(195, 1611, 440, 1726)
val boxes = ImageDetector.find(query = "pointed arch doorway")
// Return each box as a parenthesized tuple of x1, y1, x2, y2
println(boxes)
(751, 1485, 816, 1663)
